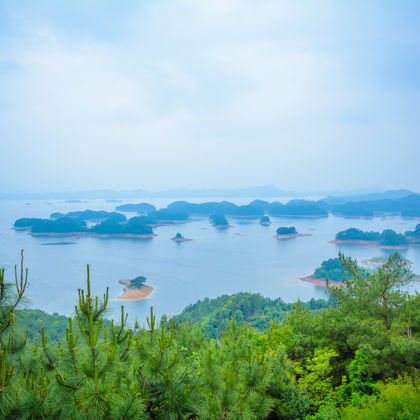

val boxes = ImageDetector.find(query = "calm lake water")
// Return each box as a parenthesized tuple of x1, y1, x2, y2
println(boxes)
(1, 198, 419, 324)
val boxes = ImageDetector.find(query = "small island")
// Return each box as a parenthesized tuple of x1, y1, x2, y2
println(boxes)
(116, 276, 153, 301)
(359, 256, 413, 267)
(259, 215, 271, 226)
(330, 228, 409, 249)
(273, 226, 310, 239)
(210, 214, 232, 228)
(300, 257, 350, 287)
(171, 233, 193, 242)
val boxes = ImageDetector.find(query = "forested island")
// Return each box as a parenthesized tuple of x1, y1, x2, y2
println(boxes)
(332, 227, 410, 248)
(116, 276, 153, 300)
(3, 252, 420, 418)
(273, 226, 311, 239)
(210, 214, 231, 228)
(259, 215, 271, 225)
(14, 214, 155, 238)
(300, 257, 350, 286)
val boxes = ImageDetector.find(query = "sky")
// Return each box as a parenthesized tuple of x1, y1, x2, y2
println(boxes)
(0, 0, 419, 193)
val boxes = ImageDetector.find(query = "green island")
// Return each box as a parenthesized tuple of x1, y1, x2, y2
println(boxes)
(332, 227, 410, 248)
(259, 215, 271, 225)
(210, 213, 231, 228)
(2, 252, 419, 418)
(14, 215, 155, 238)
(274, 226, 310, 239)
(301, 257, 353, 285)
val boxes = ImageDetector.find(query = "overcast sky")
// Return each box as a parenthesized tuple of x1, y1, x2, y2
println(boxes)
(0, 0, 419, 193)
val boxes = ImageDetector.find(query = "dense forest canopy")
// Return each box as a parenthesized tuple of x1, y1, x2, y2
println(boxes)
(0, 251, 419, 418)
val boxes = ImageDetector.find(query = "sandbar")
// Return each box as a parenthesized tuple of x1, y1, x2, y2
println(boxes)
(274, 233, 312, 239)
(171, 237, 193, 242)
(329, 240, 409, 250)
(116, 280, 154, 301)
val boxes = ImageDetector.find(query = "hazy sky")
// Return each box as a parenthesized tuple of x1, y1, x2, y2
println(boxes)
(1, 0, 419, 193)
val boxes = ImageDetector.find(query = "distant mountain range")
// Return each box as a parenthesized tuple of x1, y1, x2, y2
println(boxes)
(1, 186, 416, 200)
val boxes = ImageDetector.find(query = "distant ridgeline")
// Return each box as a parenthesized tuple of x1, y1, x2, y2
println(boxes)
(321, 192, 420, 217)
(335, 225, 420, 246)
(13, 191, 420, 235)
(173, 292, 333, 338)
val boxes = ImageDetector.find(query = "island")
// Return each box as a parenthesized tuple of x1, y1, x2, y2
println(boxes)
(405, 223, 420, 243)
(15, 215, 156, 239)
(210, 214, 231, 228)
(49, 210, 127, 223)
(116, 276, 153, 301)
(171, 233, 193, 242)
(273, 226, 310, 239)
(330, 228, 409, 249)
(359, 256, 413, 267)
(259, 215, 271, 226)
(300, 257, 350, 287)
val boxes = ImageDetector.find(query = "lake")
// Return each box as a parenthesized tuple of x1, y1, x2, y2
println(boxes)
(1, 198, 419, 325)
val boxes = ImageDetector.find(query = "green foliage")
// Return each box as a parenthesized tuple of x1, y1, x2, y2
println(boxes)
(294, 347, 338, 411)
(129, 276, 147, 289)
(16, 309, 69, 342)
(1, 251, 419, 419)
(174, 293, 331, 338)
(313, 257, 352, 282)
(276, 226, 297, 235)
(341, 375, 420, 419)
(335, 228, 380, 241)
(210, 214, 229, 226)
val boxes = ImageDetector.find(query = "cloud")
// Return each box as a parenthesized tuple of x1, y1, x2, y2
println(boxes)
(0, 0, 419, 192)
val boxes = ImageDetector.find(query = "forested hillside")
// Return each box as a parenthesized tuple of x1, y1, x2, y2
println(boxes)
(1, 252, 419, 419)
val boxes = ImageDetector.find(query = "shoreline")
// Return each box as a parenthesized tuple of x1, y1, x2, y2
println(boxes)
(29, 232, 158, 239)
(329, 239, 409, 250)
(270, 214, 327, 218)
(171, 237, 193, 242)
(300, 276, 344, 287)
(274, 233, 312, 239)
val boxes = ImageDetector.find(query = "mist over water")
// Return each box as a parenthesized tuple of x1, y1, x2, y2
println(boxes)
(1, 198, 419, 324)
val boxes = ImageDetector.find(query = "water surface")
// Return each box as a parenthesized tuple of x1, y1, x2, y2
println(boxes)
(1, 198, 419, 324)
